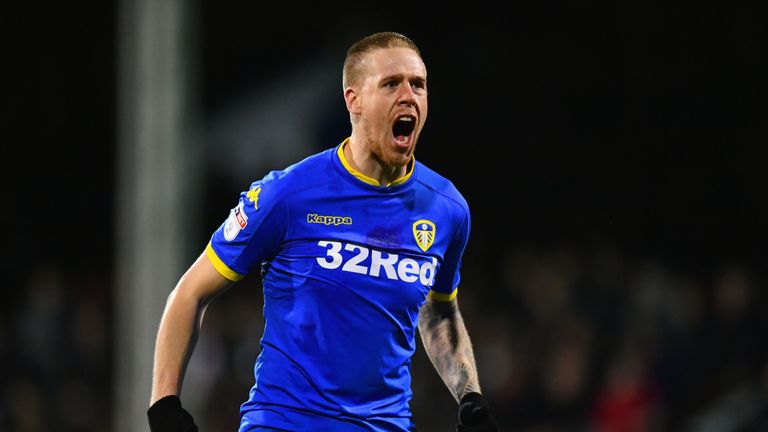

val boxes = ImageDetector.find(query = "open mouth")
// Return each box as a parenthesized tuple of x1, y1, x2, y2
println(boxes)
(392, 115, 416, 144)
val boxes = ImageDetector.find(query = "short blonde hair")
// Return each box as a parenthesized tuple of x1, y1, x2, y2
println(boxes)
(342, 31, 421, 89)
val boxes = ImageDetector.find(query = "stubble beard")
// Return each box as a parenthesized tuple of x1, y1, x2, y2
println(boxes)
(365, 130, 416, 170)
(377, 141, 412, 170)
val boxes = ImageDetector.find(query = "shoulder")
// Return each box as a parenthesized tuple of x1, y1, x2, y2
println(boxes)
(414, 161, 470, 216)
(249, 147, 336, 197)
(414, 162, 472, 248)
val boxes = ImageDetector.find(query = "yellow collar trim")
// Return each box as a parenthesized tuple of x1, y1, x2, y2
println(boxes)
(337, 138, 414, 187)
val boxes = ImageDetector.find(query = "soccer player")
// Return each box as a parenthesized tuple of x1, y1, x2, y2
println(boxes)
(148, 31, 498, 432)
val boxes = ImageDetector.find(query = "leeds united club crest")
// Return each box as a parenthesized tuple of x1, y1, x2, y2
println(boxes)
(412, 219, 436, 252)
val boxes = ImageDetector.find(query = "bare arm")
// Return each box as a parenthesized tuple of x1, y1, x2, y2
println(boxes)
(418, 295, 481, 402)
(150, 251, 232, 405)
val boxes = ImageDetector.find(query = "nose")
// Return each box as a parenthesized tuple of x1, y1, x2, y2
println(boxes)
(397, 85, 416, 107)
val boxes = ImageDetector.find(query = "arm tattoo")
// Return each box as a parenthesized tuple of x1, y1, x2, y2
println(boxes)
(418, 298, 481, 401)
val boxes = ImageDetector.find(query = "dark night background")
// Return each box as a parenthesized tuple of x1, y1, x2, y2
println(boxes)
(2, 3, 766, 431)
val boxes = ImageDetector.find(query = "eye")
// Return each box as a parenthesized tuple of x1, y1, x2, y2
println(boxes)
(410, 80, 426, 92)
(385, 80, 399, 88)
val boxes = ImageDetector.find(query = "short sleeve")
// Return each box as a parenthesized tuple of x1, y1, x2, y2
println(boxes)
(428, 208, 470, 301)
(206, 178, 287, 281)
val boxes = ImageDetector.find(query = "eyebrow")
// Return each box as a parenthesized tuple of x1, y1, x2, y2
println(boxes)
(379, 73, 427, 85)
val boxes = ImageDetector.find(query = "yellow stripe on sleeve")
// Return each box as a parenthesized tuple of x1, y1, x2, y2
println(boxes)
(428, 288, 458, 302)
(205, 242, 245, 282)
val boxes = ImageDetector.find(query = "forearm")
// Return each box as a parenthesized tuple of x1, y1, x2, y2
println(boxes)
(150, 287, 206, 405)
(418, 298, 481, 402)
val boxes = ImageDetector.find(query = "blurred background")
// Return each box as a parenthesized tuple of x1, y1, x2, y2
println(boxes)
(2, 2, 766, 431)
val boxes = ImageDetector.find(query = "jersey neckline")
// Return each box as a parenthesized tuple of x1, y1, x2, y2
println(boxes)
(332, 138, 417, 191)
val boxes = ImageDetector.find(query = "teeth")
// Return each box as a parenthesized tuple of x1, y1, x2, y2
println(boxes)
(398, 116, 413, 122)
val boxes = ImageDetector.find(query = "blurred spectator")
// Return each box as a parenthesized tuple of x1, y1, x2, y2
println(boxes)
(590, 345, 663, 432)
(3, 264, 111, 431)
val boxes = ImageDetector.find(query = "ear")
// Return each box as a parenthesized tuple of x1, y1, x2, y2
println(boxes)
(344, 87, 361, 115)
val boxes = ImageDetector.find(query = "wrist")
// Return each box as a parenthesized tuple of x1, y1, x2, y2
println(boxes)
(150, 395, 181, 408)
(458, 392, 492, 426)
(147, 394, 198, 432)
(151, 393, 179, 405)
(459, 391, 485, 405)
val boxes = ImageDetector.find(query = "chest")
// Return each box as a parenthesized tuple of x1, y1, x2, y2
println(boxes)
(285, 190, 450, 260)
(264, 189, 453, 308)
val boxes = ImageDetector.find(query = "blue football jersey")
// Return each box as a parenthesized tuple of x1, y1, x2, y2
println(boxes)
(207, 139, 471, 431)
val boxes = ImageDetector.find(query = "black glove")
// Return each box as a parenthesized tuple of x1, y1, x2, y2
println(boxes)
(148, 395, 199, 432)
(457, 392, 498, 432)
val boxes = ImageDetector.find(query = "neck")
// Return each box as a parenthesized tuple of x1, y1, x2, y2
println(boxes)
(345, 134, 407, 186)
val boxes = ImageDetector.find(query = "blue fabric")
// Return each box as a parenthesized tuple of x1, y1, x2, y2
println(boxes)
(209, 142, 470, 432)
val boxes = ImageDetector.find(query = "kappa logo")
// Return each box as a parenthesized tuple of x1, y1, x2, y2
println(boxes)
(246, 185, 261, 209)
(413, 219, 436, 252)
(307, 214, 353, 226)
